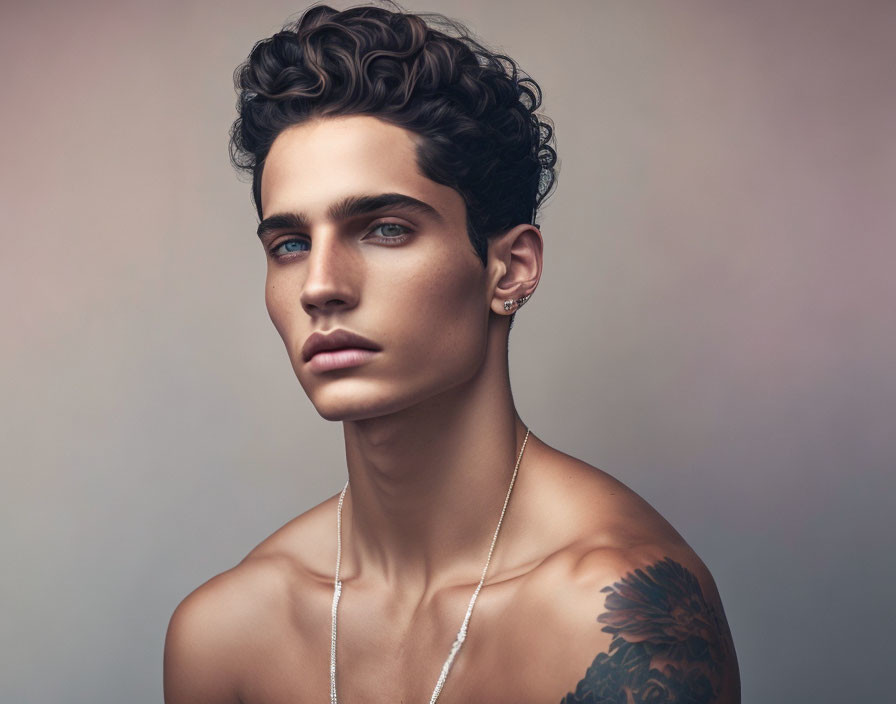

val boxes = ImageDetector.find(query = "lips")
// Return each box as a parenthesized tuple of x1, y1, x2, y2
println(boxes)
(302, 329, 382, 362)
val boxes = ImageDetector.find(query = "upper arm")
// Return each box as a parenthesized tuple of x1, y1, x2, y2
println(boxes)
(163, 578, 243, 704)
(555, 546, 741, 704)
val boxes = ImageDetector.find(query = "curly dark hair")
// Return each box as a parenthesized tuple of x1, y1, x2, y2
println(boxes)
(229, 0, 558, 326)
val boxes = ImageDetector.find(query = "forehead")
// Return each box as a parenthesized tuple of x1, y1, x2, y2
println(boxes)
(260, 114, 462, 226)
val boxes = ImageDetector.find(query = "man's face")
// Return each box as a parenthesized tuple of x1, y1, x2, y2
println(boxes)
(259, 115, 496, 421)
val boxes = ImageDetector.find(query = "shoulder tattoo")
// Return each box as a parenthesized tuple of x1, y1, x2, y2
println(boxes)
(560, 557, 736, 704)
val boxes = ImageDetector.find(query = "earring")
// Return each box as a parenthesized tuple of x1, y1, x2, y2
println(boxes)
(503, 293, 532, 311)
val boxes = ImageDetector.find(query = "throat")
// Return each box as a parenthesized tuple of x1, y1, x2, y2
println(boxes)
(337, 426, 533, 593)
(331, 428, 531, 704)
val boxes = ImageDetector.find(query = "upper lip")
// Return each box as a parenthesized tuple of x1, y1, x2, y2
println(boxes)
(302, 329, 382, 362)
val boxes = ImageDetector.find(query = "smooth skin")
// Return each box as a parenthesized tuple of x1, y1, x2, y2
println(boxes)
(164, 115, 740, 703)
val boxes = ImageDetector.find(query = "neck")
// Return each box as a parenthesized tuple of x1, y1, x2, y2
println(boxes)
(339, 351, 530, 596)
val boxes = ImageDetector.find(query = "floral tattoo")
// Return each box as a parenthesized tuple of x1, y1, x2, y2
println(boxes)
(560, 557, 735, 704)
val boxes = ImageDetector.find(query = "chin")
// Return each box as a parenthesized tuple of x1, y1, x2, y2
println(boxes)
(306, 384, 418, 422)
(295, 354, 483, 422)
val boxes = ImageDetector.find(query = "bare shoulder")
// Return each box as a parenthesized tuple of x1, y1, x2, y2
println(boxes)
(515, 442, 741, 703)
(164, 494, 341, 704)
(543, 544, 740, 703)
(163, 565, 255, 703)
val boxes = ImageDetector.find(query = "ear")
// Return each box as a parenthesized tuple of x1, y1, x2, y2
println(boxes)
(487, 223, 543, 316)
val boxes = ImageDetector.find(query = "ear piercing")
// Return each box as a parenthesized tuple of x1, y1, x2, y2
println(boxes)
(503, 293, 532, 311)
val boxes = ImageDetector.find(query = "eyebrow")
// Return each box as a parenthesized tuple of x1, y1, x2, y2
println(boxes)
(256, 192, 444, 239)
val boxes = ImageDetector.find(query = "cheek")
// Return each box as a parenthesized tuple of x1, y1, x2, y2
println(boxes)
(264, 273, 294, 342)
(393, 260, 489, 370)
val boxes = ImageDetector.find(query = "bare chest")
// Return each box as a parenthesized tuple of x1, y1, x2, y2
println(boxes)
(236, 576, 572, 704)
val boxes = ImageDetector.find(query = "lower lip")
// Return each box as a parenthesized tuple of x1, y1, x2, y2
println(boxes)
(308, 348, 379, 372)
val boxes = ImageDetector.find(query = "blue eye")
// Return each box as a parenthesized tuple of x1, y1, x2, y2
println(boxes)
(271, 239, 308, 257)
(372, 222, 409, 238)
(268, 222, 412, 260)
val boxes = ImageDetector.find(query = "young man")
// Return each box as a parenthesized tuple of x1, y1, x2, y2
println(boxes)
(164, 3, 741, 702)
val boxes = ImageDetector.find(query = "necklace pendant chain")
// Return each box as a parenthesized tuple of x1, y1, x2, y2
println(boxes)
(329, 428, 531, 704)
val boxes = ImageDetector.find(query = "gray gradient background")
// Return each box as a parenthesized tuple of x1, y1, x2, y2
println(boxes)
(2, 1, 894, 702)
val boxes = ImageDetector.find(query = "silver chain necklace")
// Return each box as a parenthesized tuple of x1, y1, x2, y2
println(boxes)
(330, 427, 531, 704)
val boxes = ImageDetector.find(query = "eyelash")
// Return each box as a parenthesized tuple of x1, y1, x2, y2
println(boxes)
(267, 221, 413, 260)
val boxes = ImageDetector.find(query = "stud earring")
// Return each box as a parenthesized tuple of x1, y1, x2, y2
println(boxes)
(503, 293, 532, 312)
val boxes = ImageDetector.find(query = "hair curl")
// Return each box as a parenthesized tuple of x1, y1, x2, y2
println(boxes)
(229, 1, 558, 325)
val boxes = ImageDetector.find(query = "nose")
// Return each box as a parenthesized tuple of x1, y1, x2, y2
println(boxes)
(299, 232, 359, 316)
